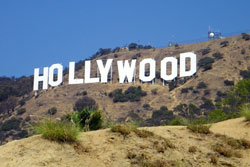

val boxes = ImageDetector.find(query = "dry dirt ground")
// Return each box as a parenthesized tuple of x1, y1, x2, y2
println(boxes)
(0, 117, 250, 167)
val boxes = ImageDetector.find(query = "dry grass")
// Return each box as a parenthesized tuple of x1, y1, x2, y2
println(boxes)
(240, 104, 250, 121)
(133, 129, 154, 138)
(187, 124, 211, 134)
(213, 144, 233, 157)
(214, 133, 250, 149)
(33, 119, 80, 143)
(210, 154, 218, 164)
(127, 152, 173, 167)
(234, 151, 243, 158)
(188, 146, 197, 153)
(111, 124, 134, 137)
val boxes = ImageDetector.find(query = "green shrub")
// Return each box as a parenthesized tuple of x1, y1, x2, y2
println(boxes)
(74, 96, 97, 111)
(128, 43, 138, 50)
(224, 80, 234, 86)
(169, 117, 185, 126)
(187, 123, 210, 134)
(220, 41, 229, 47)
(201, 48, 211, 55)
(88, 111, 103, 130)
(1, 117, 22, 131)
(240, 70, 250, 79)
(109, 86, 147, 103)
(19, 99, 26, 106)
(197, 82, 207, 89)
(17, 108, 26, 115)
(47, 107, 57, 115)
(143, 103, 150, 109)
(208, 109, 226, 123)
(242, 33, 250, 41)
(181, 88, 189, 93)
(240, 104, 250, 121)
(212, 52, 223, 59)
(33, 119, 80, 143)
(17, 130, 28, 138)
(221, 79, 250, 112)
(198, 57, 214, 69)
(67, 108, 103, 131)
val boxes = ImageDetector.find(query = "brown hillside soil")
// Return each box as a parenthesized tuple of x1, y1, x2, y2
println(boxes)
(0, 118, 250, 167)
(210, 117, 250, 139)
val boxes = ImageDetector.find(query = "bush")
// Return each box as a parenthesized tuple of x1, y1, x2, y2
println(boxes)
(181, 88, 189, 93)
(19, 99, 26, 106)
(109, 86, 147, 103)
(33, 119, 80, 143)
(197, 82, 207, 89)
(151, 106, 174, 124)
(169, 117, 185, 126)
(143, 103, 150, 109)
(220, 41, 229, 47)
(47, 107, 57, 115)
(204, 89, 210, 95)
(201, 48, 211, 55)
(131, 53, 141, 59)
(17, 108, 26, 115)
(1, 117, 22, 131)
(198, 57, 214, 71)
(188, 146, 197, 153)
(88, 111, 103, 130)
(240, 104, 250, 121)
(208, 109, 226, 123)
(143, 45, 152, 49)
(213, 145, 233, 157)
(128, 43, 138, 50)
(212, 52, 223, 59)
(17, 130, 28, 138)
(187, 123, 210, 134)
(224, 80, 234, 86)
(241, 49, 246, 55)
(217, 91, 227, 98)
(200, 98, 215, 111)
(242, 33, 250, 41)
(240, 70, 250, 79)
(67, 108, 103, 131)
(74, 96, 97, 111)
(111, 124, 134, 137)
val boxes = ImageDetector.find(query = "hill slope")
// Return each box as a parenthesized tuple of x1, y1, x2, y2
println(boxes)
(0, 118, 250, 167)
(0, 34, 250, 145)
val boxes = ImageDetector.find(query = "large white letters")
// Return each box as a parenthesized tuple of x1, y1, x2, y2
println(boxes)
(97, 59, 113, 83)
(33, 52, 197, 90)
(161, 57, 178, 81)
(69, 62, 84, 84)
(180, 52, 196, 77)
(49, 64, 63, 87)
(139, 58, 155, 82)
(117, 59, 136, 83)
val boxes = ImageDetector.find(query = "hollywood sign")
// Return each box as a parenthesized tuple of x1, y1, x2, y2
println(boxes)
(33, 52, 197, 91)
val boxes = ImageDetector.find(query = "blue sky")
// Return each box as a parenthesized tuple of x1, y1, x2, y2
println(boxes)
(0, 0, 250, 77)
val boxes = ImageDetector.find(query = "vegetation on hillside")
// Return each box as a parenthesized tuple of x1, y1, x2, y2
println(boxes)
(34, 119, 80, 143)
(108, 86, 147, 103)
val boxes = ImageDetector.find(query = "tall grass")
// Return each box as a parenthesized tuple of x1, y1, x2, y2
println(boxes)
(33, 119, 80, 143)
(240, 104, 250, 121)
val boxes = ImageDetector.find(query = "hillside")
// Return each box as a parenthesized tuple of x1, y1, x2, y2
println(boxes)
(0, 34, 250, 145)
(0, 118, 250, 167)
